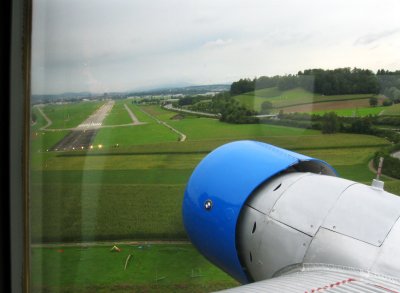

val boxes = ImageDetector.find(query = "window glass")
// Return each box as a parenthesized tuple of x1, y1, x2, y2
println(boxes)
(30, 0, 400, 292)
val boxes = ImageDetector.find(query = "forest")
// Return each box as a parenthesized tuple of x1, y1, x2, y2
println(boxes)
(230, 68, 400, 99)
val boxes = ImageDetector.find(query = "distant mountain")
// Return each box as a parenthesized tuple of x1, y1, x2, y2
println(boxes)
(31, 83, 231, 104)
(31, 92, 94, 104)
(127, 84, 230, 96)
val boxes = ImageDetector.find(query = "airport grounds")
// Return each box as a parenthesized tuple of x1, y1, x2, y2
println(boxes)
(30, 94, 400, 292)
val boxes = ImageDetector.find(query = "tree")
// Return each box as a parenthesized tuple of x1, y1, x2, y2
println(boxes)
(382, 99, 393, 106)
(321, 112, 339, 134)
(369, 97, 378, 107)
(230, 78, 255, 95)
(260, 101, 273, 114)
(350, 117, 372, 134)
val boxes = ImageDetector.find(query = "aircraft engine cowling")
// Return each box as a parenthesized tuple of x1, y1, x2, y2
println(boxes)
(182, 140, 400, 284)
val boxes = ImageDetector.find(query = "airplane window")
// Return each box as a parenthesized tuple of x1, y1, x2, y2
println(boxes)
(30, 0, 400, 292)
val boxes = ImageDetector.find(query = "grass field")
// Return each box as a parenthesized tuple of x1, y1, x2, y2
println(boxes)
(92, 123, 180, 147)
(234, 87, 374, 111)
(313, 106, 386, 117)
(92, 102, 181, 147)
(41, 101, 105, 129)
(282, 99, 375, 114)
(31, 244, 239, 293)
(381, 103, 400, 116)
(102, 100, 133, 125)
(30, 100, 400, 292)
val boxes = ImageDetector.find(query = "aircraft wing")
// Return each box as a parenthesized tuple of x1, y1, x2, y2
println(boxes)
(217, 264, 400, 292)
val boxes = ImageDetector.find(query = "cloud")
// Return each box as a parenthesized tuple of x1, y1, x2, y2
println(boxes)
(202, 38, 233, 49)
(31, 0, 400, 94)
(355, 29, 400, 46)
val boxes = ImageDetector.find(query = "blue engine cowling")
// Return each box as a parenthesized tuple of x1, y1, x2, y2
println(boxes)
(182, 140, 336, 283)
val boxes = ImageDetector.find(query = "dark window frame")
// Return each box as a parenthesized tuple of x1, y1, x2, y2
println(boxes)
(7, 0, 31, 291)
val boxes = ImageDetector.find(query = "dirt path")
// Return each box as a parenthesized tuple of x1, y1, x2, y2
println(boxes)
(138, 106, 187, 142)
(124, 103, 142, 124)
(31, 240, 190, 248)
(35, 105, 53, 130)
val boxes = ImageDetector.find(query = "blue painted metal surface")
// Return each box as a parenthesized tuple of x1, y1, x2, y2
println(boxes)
(182, 140, 336, 284)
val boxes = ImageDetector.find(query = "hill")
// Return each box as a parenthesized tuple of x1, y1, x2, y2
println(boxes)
(234, 87, 375, 112)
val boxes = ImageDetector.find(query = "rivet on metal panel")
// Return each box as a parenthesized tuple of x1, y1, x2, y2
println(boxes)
(204, 199, 213, 211)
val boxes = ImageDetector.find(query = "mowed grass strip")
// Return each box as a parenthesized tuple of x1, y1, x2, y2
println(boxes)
(101, 100, 133, 126)
(42, 101, 105, 129)
(30, 244, 238, 293)
(30, 184, 187, 243)
(92, 123, 179, 147)
(30, 130, 71, 153)
(127, 103, 157, 123)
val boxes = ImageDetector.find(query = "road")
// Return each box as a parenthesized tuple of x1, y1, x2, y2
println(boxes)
(162, 103, 221, 118)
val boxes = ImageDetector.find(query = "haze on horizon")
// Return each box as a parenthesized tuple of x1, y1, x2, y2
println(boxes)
(31, 0, 400, 95)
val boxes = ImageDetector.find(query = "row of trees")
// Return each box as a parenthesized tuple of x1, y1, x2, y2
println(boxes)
(230, 68, 400, 98)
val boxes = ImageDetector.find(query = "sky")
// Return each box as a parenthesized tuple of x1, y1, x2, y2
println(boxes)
(31, 0, 400, 95)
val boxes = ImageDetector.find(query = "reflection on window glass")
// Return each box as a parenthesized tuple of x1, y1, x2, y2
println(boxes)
(30, 0, 400, 292)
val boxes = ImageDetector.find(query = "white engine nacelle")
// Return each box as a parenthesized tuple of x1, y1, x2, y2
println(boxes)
(237, 171, 400, 282)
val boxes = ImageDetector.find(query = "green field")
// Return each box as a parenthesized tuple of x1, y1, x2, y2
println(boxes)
(313, 106, 386, 117)
(234, 87, 374, 111)
(31, 244, 238, 293)
(41, 101, 105, 129)
(381, 103, 400, 116)
(30, 100, 400, 292)
(92, 103, 181, 147)
(102, 100, 133, 126)
(92, 123, 180, 147)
